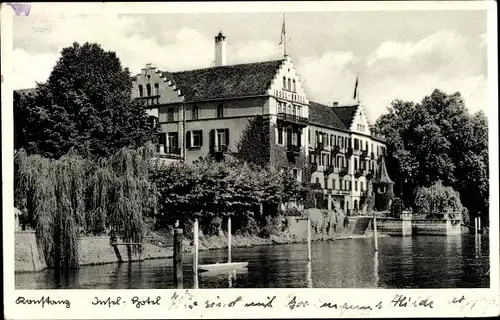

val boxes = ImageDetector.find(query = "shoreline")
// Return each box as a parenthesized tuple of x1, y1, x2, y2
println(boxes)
(15, 233, 382, 274)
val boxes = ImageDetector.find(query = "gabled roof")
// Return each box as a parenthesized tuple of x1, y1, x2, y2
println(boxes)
(333, 105, 358, 129)
(374, 158, 394, 184)
(163, 60, 284, 102)
(309, 101, 348, 130)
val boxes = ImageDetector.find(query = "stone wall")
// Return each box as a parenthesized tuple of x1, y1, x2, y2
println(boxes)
(15, 231, 46, 273)
(15, 233, 170, 273)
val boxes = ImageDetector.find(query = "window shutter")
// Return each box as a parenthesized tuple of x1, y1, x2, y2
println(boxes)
(209, 129, 215, 154)
(199, 130, 203, 147)
(186, 131, 192, 149)
(225, 129, 229, 149)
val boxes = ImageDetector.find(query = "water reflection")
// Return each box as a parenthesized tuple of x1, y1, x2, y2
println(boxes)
(16, 235, 489, 289)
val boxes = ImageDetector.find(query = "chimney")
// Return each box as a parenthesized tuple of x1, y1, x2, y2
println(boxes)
(332, 101, 339, 107)
(214, 31, 227, 66)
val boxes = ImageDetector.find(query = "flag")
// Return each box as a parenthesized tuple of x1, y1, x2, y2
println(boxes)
(353, 75, 359, 100)
(279, 14, 286, 45)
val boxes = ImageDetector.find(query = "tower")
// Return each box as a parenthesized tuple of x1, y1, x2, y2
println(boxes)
(214, 31, 227, 66)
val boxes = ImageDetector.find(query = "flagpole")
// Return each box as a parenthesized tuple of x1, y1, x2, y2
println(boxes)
(283, 13, 287, 57)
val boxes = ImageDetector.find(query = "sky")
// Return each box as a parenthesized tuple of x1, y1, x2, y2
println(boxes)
(12, 7, 488, 123)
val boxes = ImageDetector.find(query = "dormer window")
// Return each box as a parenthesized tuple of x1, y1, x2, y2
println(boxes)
(282, 76, 286, 89)
(138, 85, 144, 97)
(146, 84, 152, 96)
(154, 83, 159, 96)
(287, 78, 291, 91)
(293, 79, 296, 92)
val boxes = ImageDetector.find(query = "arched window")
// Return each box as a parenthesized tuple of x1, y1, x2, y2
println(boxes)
(288, 78, 291, 91)
(154, 83, 159, 95)
(283, 76, 286, 89)
(293, 79, 296, 92)
(192, 105, 199, 120)
(138, 85, 144, 97)
(354, 200, 358, 211)
(146, 84, 152, 96)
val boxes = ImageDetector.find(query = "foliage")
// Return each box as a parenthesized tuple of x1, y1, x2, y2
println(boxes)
(14, 145, 157, 270)
(375, 89, 488, 224)
(151, 157, 303, 236)
(413, 180, 463, 217)
(236, 115, 271, 166)
(14, 42, 158, 159)
(389, 197, 404, 218)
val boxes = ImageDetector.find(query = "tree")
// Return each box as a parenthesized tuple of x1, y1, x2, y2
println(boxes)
(376, 89, 489, 224)
(15, 42, 157, 159)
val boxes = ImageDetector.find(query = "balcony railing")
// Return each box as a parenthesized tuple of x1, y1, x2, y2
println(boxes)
(315, 142, 324, 152)
(324, 165, 334, 176)
(136, 95, 160, 106)
(286, 144, 301, 155)
(277, 112, 309, 126)
(361, 150, 368, 159)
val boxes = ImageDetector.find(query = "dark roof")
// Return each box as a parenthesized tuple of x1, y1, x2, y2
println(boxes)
(164, 60, 284, 101)
(332, 105, 358, 128)
(374, 158, 394, 184)
(309, 101, 348, 130)
(14, 88, 37, 96)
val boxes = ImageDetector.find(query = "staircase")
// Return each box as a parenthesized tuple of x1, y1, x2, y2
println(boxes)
(352, 217, 371, 235)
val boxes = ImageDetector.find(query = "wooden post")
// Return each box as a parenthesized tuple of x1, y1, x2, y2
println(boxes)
(228, 216, 232, 263)
(193, 219, 199, 289)
(474, 217, 478, 235)
(478, 216, 481, 232)
(373, 214, 379, 252)
(173, 228, 183, 289)
(307, 217, 312, 261)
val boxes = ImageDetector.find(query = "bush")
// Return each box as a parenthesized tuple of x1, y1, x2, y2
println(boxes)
(414, 180, 463, 215)
(390, 197, 404, 218)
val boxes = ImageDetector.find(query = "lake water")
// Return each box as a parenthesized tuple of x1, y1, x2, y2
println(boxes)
(16, 235, 490, 289)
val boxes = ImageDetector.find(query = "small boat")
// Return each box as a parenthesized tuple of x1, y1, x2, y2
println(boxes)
(198, 262, 249, 273)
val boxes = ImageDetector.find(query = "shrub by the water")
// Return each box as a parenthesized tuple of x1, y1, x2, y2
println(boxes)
(413, 180, 463, 217)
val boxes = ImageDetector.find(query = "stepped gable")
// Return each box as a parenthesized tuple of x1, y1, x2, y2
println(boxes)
(332, 103, 358, 128)
(164, 60, 284, 102)
(309, 101, 348, 130)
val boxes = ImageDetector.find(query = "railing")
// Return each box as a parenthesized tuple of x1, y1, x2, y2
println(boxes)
(277, 112, 309, 126)
(158, 145, 181, 155)
(361, 150, 368, 159)
(136, 95, 160, 106)
(324, 165, 334, 176)
(315, 142, 324, 152)
(286, 144, 301, 155)
(309, 162, 318, 173)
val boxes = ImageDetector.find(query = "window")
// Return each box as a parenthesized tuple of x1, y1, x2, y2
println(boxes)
(278, 127, 283, 144)
(332, 179, 336, 190)
(297, 105, 301, 116)
(293, 79, 296, 92)
(355, 181, 358, 191)
(154, 83, 159, 95)
(354, 138, 359, 150)
(138, 85, 144, 97)
(167, 132, 179, 153)
(192, 130, 202, 148)
(217, 104, 224, 118)
(216, 128, 228, 151)
(288, 78, 291, 91)
(167, 108, 175, 122)
(340, 179, 343, 190)
(146, 84, 152, 96)
(354, 158, 358, 170)
(308, 129, 311, 143)
(192, 105, 199, 120)
(315, 177, 320, 184)
(293, 169, 298, 179)
(360, 181, 364, 192)
(283, 76, 286, 89)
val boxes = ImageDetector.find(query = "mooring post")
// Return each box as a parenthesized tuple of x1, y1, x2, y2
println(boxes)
(228, 216, 232, 263)
(474, 217, 478, 235)
(307, 217, 312, 261)
(478, 216, 481, 232)
(193, 219, 199, 289)
(373, 213, 379, 252)
(173, 228, 183, 289)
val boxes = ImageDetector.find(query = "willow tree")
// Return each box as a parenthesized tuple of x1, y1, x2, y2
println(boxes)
(14, 144, 157, 270)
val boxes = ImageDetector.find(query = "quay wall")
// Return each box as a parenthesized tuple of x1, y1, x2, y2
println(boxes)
(15, 232, 170, 273)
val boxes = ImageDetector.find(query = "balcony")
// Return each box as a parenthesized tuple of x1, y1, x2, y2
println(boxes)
(339, 167, 348, 178)
(309, 162, 318, 173)
(136, 95, 160, 106)
(361, 149, 368, 159)
(354, 169, 364, 179)
(286, 144, 301, 163)
(330, 145, 340, 157)
(346, 147, 353, 158)
(211, 145, 227, 161)
(324, 165, 334, 176)
(157, 145, 182, 159)
(371, 152, 375, 159)
(277, 112, 309, 127)
(315, 142, 324, 152)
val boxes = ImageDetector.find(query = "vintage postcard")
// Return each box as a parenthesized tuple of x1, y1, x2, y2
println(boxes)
(2, 1, 499, 319)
